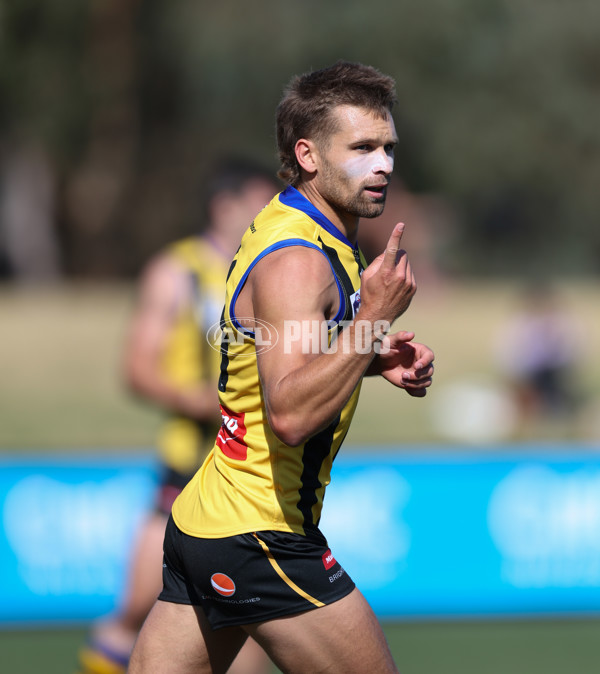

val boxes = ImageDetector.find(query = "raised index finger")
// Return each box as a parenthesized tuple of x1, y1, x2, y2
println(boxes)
(382, 222, 405, 268)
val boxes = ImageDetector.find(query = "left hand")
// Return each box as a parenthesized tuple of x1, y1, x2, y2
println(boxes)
(373, 330, 435, 397)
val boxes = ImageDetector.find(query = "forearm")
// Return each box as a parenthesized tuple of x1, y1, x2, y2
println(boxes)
(263, 321, 381, 445)
(126, 368, 220, 422)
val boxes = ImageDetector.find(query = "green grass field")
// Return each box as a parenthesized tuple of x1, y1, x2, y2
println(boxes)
(2, 618, 600, 674)
(1, 280, 600, 673)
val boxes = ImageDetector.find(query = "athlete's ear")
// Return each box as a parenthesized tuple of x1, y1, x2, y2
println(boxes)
(295, 139, 319, 176)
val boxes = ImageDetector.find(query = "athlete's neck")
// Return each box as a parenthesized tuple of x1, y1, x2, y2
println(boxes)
(296, 184, 359, 244)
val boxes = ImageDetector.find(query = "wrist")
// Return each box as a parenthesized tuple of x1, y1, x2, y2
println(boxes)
(351, 316, 391, 344)
(333, 318, 390, 360)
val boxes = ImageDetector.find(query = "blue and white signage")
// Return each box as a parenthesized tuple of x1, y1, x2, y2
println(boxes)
(2, 448, 600, 625)
(320, 448, 600, 619)
(0, 454, 157, 625)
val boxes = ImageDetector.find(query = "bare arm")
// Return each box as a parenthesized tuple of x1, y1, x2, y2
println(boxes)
(123, 254, 219, 421)
(248, 223, 423, 446)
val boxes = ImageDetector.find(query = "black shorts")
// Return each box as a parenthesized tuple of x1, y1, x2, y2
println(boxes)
(159, 515, 356, 629)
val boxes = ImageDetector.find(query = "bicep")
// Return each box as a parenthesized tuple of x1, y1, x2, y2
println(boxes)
(249, 246, 338, 395)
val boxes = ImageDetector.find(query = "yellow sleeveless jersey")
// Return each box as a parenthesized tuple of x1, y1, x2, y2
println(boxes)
(172, 187, 367, 537)
(157, 236, 228, 475)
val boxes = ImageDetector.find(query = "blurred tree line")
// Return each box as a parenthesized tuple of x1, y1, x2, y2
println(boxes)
(0, 0, 598, 279)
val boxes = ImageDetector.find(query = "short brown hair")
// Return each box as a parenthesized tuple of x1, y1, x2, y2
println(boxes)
(276, 61, 397, 186)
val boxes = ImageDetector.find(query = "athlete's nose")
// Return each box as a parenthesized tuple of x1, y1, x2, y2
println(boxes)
(372, 147, 394, 176)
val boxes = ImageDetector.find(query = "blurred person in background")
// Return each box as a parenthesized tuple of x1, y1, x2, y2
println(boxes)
(76, 157, 278, 674)
(0, 141, 61, 280)
(129, 60, 434, 674)
(494, 281, 584, 438)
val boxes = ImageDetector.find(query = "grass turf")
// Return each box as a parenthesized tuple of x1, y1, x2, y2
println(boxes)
(2, 618, 600, 674)
(1, 280, 599, 448)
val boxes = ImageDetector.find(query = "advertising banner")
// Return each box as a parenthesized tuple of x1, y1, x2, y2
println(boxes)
(321, 448, 600, 618)
(2, 448, 600, 625)
(0, 453, 157, 625)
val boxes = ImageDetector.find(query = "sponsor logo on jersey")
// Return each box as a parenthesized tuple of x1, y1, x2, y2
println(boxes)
(322, 549, 336, 570)
(216, 404, 248, 460)
(210, 572, 236, 597)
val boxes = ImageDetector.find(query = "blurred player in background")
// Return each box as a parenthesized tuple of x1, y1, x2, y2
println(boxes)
(76, 157, 278, 674)
(494, 281, 584, 438)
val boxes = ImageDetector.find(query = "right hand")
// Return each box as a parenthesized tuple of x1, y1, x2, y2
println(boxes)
(357, 222, 416, 324)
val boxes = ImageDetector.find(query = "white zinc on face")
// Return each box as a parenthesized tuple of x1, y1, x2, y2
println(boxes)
(340, 137, 395, 179)
(316, 105, 398, 220)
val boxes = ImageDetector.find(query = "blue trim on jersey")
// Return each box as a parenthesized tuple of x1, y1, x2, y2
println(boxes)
(279, 186, 358, 253)
(230, 238, 346, 335)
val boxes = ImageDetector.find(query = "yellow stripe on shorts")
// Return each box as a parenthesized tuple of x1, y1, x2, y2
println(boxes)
(253, 533, 325, 608)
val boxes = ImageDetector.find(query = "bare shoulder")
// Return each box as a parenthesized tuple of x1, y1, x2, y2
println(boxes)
(140, 250, 183, 287)
(136, 250, 190, 313)
(248, 244, 338, 321)
(250, 244, 333, 289)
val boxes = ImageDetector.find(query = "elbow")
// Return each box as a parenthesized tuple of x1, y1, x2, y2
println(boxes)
(268, 411, 311, 447)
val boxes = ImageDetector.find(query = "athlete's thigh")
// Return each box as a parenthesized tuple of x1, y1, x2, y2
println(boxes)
(129, 599, 248, 674)
(121, 512, 169, 628)
(245, 587, 398, 674)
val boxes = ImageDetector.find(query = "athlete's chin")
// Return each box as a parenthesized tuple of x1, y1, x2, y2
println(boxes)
(355, 201, 386, 219)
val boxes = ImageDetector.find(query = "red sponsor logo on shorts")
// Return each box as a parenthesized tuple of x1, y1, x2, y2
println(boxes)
(216, 404, 248, 460)
(322, 549, 336, 570)
(210, 572, 236, 597)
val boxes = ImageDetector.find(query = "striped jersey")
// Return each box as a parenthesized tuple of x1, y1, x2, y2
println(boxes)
(172, 186, 366, 537)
